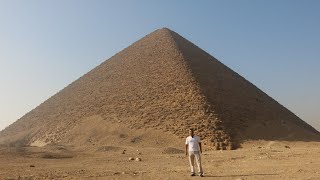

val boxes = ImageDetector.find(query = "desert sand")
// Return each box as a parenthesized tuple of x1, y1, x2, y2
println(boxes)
(1, 129, 319, 180)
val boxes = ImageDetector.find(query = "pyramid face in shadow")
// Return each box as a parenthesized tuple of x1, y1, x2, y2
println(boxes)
(1, 28, 319, 149)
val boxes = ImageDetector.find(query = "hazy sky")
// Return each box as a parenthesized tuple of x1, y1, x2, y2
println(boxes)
(0, 0, 319, 131)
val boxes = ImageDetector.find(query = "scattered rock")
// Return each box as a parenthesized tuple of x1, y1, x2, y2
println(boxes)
(226, 143, 236, 150)
(285, 145, 290, 149)
(130, 137, 142, 143)
(30, 164, 35, 167)
(135, 157, 142, 161)
(129, 157, 134, 161)
(119, 134, 127, 138)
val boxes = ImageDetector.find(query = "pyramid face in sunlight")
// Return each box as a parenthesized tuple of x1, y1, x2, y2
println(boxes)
(1, 28, 319, 149)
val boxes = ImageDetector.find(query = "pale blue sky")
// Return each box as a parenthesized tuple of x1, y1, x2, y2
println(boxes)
(0, 0, 319, 131)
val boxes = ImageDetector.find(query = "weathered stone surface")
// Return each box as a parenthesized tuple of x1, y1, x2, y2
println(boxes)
(0, 28, 319, 150)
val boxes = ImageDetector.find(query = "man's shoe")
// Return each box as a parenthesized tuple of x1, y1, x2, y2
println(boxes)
(190, 173, 195, 176)
(199, 173, 204, 177)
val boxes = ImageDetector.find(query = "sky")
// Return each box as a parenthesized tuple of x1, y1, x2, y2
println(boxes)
(0, 0, 319, 131)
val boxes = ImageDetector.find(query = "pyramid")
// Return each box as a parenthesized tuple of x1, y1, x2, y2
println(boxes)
(1, 28, 319, 150)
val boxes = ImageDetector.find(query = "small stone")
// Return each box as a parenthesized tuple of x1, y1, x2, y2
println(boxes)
(135, 157, 142, 161)
(30, 165, 35, 167)
(129, 157, 134, 161)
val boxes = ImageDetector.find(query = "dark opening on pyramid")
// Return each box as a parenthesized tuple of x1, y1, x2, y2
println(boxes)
(1, 28, 320, 150)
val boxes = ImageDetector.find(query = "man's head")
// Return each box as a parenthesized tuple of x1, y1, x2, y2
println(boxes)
(189, 128, 194, 137)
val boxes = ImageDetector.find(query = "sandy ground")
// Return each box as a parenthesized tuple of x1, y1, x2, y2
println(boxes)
(0, 141, 319, 180)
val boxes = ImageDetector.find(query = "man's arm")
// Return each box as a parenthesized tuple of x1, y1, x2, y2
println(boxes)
(199, 142, 202, 153)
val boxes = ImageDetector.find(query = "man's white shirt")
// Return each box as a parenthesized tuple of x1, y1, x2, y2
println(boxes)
(185, 135, 201, 151)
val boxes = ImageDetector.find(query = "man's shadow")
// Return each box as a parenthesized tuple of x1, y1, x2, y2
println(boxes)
(202, 173, 279, 178)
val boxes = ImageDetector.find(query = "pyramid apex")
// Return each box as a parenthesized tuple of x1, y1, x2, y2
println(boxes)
(156, 27, 174, 33)
(142, 27, 176, 42)
(159, 27, 172, 31)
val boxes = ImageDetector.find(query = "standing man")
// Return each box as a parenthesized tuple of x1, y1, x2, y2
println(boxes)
(185, 128, 204, 177)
